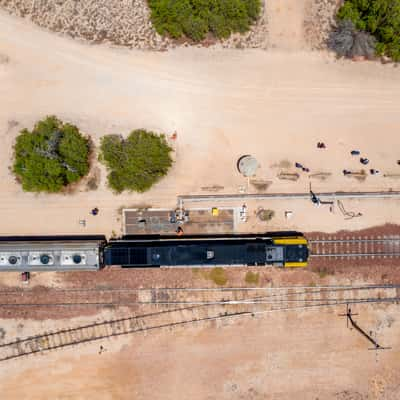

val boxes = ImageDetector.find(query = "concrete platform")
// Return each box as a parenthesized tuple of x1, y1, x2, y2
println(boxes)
(123, 208, 234, 235)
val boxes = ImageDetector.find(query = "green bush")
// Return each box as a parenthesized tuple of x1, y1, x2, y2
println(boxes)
(13, 116, 90, 192)
(209, 267, 228, 286)
(245, 271, 259, 284)
(336, 0, 400, 61)
(99, 129, 173, 193)
(148, 0, 261, 41)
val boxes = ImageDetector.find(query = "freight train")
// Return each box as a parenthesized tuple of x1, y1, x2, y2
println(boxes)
(0, 233, 309, 272)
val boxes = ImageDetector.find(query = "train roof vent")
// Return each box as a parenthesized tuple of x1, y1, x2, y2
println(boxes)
(0, 254, 22, 266)
(29, 252, 54, 266)
(61, 252, 87, 266)
(40, 254, 51, 265)
(8, 256, 18, 265)
(72, 254, 82, 264)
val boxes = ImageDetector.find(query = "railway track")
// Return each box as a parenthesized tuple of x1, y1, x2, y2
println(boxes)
(309, 236, 400, 259)
(0, 293, 399, 362)
(0, 285, 399, 361)
(0, 285, 399, 307)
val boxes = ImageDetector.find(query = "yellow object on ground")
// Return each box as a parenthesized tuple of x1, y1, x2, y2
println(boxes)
(211, 207, 219, 217)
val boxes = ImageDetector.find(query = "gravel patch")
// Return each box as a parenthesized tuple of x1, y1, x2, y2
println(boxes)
(0, 0, 268, 50)
(304, 0, 342, 50)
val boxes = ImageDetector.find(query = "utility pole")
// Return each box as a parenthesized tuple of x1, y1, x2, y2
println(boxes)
(339, 305, 391, 351)
(309, 183, 334, 206)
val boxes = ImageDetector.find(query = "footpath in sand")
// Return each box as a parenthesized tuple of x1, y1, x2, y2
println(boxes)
(267, 0, 309, 49)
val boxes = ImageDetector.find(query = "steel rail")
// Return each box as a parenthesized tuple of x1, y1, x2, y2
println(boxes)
(1, 297, 399, 362)
(309, 237, 400, 258)
(0, 286, 397, 307)
(0, 297, 397, 306)
(1, 287, 397, 307)
(0, 284, 398, 294)
(309, 239, 400, 244)
(310, 252, 400, 257)
(249, 297, 400, 315)
(0, 285, 396, 297)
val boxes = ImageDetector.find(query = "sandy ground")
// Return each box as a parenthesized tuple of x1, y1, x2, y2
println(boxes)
(0, 303, 399, 400)
(1, 11, 400, 237)
(0, 7, 400, 399)
(267, 0, 309, 49)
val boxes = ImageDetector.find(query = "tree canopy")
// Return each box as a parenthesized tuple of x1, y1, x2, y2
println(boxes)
(336, 0, 400, 61)
(99, 129, 173, 193)
(148, 0, 261, 42)
(13, 116, 90, 192)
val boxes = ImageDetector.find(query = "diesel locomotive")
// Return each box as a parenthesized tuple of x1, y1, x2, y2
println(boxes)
(0, 233, 308, 272)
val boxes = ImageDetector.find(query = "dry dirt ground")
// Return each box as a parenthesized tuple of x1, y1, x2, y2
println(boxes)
(0, 302, 400, 400)
(1, 3, 400, 399)
(0, 10, 400, 237)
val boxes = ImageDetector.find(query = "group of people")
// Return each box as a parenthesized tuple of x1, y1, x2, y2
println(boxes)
(294, 162, 309, 173)
(294, 142, 398, 177)
(344, 149, 380, 176)
(295, 142, 328, 173)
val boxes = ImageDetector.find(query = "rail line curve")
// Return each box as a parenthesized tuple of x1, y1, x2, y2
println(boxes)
(1, 285, 399, 362)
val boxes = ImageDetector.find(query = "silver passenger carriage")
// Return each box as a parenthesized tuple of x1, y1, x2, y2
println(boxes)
(0, 236, 105, 271)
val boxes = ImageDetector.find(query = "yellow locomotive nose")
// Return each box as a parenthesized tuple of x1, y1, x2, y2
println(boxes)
(284, 261, 308, 268)
(272, 237, 308, 246)
(272, 237, 309, 268)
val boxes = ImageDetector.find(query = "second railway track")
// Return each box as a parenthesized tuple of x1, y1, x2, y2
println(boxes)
(0, 291, 399, 362)
(0, 285, 399, 307)
(0, 285, 399, 362)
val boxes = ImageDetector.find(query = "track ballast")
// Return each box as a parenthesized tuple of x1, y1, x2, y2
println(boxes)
(309, 235, 400, 260)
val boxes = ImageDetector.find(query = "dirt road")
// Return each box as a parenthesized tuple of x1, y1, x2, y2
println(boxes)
(1, 10, 400, 237)
(267, 0, 309, 49)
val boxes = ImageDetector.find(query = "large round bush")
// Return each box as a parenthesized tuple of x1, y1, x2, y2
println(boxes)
(99, 129, 173, 193)
(13, 116, 90, 192)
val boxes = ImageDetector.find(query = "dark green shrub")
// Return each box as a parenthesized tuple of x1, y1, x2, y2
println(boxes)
(13, 116, 90, 192)
(148, 0, 261, 41)
(336, 0, 400, 61)
(182, 15, 208, 41)
(99, 129, 173, 193)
